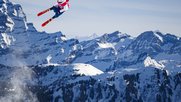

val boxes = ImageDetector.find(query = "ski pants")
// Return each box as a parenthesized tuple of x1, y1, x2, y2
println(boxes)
(50, 6, 64, 19)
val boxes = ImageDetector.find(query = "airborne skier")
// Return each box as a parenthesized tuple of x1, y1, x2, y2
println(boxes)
(37, 0, 70, 27)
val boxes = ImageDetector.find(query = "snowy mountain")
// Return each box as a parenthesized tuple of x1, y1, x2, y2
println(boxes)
(0, 0, 181, 102)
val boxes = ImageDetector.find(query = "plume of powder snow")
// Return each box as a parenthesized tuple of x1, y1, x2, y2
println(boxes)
(0, 55, 38, 102)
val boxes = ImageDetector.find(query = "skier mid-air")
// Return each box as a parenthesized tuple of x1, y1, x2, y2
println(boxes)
(37, 0, 70, 27)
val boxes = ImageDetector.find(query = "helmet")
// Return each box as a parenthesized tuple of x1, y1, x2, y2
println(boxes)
(57, 0, 65, 3)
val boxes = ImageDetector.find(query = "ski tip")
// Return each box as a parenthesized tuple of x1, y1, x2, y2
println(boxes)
(41, 24, 46, 27)
(37, 13, 41, 17)
(41, 19, 53, 27)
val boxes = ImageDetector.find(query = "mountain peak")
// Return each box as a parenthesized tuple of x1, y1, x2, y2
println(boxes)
(98, 31, 130, 43)
(138, 31, 164, 42)
(127, 31, 165, 54)
(0, 0, 27, 33)
(106, 31, 130, 38)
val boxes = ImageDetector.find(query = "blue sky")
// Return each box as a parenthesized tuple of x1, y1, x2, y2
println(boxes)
(11, 0, 181, 38)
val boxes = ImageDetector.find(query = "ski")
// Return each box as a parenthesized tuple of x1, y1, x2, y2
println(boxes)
(41, 18, 53, 27)
(37, 8, 51, 16)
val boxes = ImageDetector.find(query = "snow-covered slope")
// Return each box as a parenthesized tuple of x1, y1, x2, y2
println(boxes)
(33, 63, 103, 87)
(73, 63, 103, 76)
(144, 56, 165, 68)
(0, 0, 181, 102)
